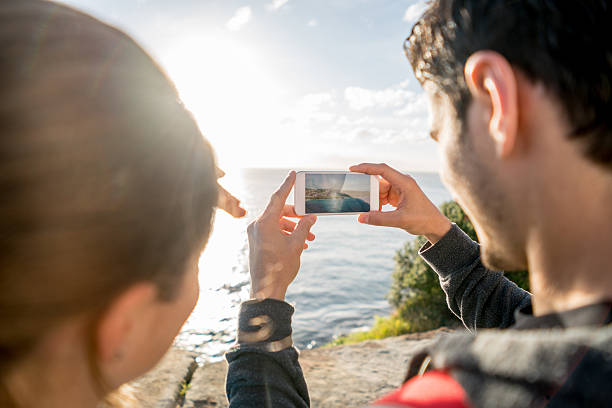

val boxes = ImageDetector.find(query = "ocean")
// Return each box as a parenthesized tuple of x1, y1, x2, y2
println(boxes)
(174, 168, 452, 361)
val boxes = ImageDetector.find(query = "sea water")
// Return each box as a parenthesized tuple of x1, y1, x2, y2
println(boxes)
(175, 168, 451, 361)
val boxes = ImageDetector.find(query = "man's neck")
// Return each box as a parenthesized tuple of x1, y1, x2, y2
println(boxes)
(526, 162, 612, 316)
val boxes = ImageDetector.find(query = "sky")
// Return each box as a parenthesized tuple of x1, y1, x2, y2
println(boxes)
(56, 0, 438, 172)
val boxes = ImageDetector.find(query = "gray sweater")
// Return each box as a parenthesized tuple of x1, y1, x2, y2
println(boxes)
(226, 224, 612, 407)
(418, 223, 531, 331)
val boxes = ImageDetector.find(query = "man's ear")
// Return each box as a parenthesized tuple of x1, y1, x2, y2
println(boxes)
(465, 51, 519, 158)
(96, 282, 158, 364)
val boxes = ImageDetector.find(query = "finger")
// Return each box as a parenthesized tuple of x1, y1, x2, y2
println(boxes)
(292, 215, 317, 245)
(377, 177, 392, 207)
(263, 172, 296, 218)
(215, 166, 226, 179)
(282, 228, 314, 250)
(358, 211, 403, 228)
(217, 184, 247, 218)
(281, 204, 299, 218)
(280, 230, 313, 245)
(280, 218, 315, 241)
(349, 163, 405, 185)
(280, 218, 297, 231)
(378, 176, 392, 192)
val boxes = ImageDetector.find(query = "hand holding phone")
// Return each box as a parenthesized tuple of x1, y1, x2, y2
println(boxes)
(294, 171, 379, 216)
(247, 172, 317, 300)
(349, 163, 451, 244)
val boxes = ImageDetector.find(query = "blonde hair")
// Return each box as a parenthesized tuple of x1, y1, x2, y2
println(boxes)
(0, 0, 218, 405)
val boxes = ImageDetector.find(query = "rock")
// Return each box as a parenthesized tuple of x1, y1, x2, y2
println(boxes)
(129, 347, 198, 408)
(183, 361, 229, 408)
(301, 329, 451, 407)
(181, 328, 453, 407)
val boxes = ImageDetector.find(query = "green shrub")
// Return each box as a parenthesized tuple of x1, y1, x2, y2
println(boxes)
(327, 314, 413, 346)
(389, 235, 458, 332)
(388, 201, 530, 332)
(330, 201, 530, 345)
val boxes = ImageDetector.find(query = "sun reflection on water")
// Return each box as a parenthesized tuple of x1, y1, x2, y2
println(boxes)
(175, 169, 452, 362)
(175, 172, 252, 360)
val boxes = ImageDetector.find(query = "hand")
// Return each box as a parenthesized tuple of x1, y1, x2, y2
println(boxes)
(216, 167, 247, 218)
(349, 163, 451, 244)
(247, 171, 317, 301)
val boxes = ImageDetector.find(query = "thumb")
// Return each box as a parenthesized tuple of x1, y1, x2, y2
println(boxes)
(264, 171, 296, 218)
(358, 211, 402, 228)
(293, 215, 317, 245)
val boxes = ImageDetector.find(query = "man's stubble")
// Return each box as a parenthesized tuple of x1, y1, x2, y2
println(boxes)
(441, 113, 528, 272)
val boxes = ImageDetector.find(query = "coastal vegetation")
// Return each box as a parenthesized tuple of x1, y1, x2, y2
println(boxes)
(330, 201, 529, 346)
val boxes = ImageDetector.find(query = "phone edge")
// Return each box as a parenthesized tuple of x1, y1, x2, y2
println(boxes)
(294, 171, 306, 216)
(370, 175, 379, 212)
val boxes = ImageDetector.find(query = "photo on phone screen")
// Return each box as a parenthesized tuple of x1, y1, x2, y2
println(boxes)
(305, 173, 370, 214)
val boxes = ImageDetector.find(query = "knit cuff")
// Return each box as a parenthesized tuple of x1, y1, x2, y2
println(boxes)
(418, 223, 480, 278)
(235, 298, 294, 352)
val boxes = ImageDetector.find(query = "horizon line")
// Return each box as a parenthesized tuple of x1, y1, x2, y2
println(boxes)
(225, 166, 441, 174)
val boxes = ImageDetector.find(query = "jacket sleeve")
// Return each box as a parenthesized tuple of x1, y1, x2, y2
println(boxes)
(225, 299, 309, 408)
(419, 224, 531, 332)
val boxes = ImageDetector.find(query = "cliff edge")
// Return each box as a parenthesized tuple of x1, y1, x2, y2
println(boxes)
(129, 328, 454, 408)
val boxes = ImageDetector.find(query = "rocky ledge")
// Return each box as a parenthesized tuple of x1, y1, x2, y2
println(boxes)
(129, 328, 454, 408)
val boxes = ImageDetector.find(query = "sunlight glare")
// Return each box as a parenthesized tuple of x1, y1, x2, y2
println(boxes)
(162, 33, 288, 169)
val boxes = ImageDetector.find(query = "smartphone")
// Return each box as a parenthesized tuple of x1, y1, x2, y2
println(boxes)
(294, 171, 379, 216)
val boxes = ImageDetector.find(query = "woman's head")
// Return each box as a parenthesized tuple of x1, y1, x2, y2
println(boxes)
(0, 0, 217, 403)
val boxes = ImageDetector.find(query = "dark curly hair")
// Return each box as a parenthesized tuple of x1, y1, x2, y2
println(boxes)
(405, 0, 612, 167)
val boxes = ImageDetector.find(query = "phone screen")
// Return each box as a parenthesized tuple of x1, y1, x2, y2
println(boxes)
(305, 173, 370, 214)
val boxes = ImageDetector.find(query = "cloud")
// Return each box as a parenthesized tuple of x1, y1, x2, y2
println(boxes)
(403, 2, 427, 23)
(280, 82, 430, 163)
(299, 92, 335, 110)
(271, 80, 436, 169)
(307, 19, 318, 27)
(266, 0, 289, 11)
(285, 92, 337, 123)
(226, 7, 252, 31)
(344, 87, 412, 110)
(393, 93, 429, 117)
(340, 83, 430, 142)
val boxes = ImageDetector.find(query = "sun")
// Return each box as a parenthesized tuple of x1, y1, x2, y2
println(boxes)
(161, 32, 287, 170)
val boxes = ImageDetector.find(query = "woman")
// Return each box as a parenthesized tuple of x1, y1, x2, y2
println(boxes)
(0, 0, 249, 406)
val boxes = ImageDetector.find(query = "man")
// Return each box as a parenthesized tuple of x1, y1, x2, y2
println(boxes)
(226, 0, 612, 406)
